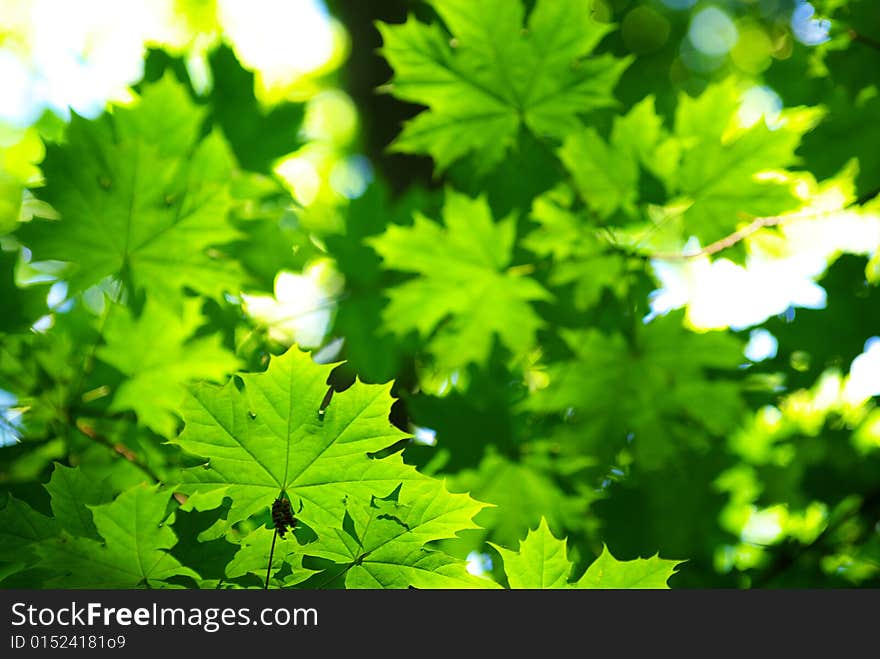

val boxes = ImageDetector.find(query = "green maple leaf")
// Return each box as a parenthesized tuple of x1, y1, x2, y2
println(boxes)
(559, 96, 673, 220)
(0, 496, 57, 576)
(97, 298, 241, 437)
(378, 0, 629, 171)
(527, 314, 744, 467)
(494, 518, 683, 588)
(673, 80, 824, 243)
(448, 449, 596, 552)
(559, 127, 639, 219)
(523, 186, 627, 309)
(558, 82, 823, 246)
(44, 462, 113, 539)
(0, 462, 115, 582)
(575, 545, 683, 589)
(367, 190, 550, 373)
(172, 346, 487, 576)
(16, 76, 244, 301)
(2, 465, 180, 588)
(304, 486, 492, 588)
(491, 518, 571, 588)
(36, 483, 199, 588)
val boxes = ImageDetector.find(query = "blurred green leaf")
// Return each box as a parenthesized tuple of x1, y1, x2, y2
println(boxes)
(368, 189, 551, 373)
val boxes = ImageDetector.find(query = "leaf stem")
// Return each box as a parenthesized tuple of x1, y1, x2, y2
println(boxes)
(265, 528, 279, 590)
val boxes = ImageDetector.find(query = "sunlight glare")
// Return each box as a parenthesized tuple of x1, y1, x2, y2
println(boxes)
(241, 259, 344, 348)
(218, 0, 341, 101)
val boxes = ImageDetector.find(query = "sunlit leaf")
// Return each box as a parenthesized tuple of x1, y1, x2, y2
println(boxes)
(16, 76, 244, 301)
(305, 487, 492, 588)
(97, 298, 241, 437)
(368, 189, 551, 372)
(494, 518, 683, 588)
(378, 0, 628, 171)
(36, 483, 199, 588)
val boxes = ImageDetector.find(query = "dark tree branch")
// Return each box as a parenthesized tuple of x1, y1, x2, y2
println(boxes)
(849, 29, 880, 52)
(752, 487, 880, 588)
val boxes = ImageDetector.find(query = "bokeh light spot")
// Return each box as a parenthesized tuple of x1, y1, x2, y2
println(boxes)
(745, 329, 779, 362)
(731, 20, 773, 73)
(689, 6, 739, 57)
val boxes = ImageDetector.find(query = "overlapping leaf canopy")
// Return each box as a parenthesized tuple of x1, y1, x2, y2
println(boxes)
(1, 0, 879, 592)
(172, 347, 490, 586)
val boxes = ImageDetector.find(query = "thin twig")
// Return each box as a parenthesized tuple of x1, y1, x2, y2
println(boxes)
(644, 206, 855, 261)
(630, 205, 688, 254)
(849, 29, 880, 52)
(74, 418, 162, 484)
(650, 214, 791, 260)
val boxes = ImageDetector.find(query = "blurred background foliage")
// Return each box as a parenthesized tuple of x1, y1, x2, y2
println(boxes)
(1, 0, 879, 588)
